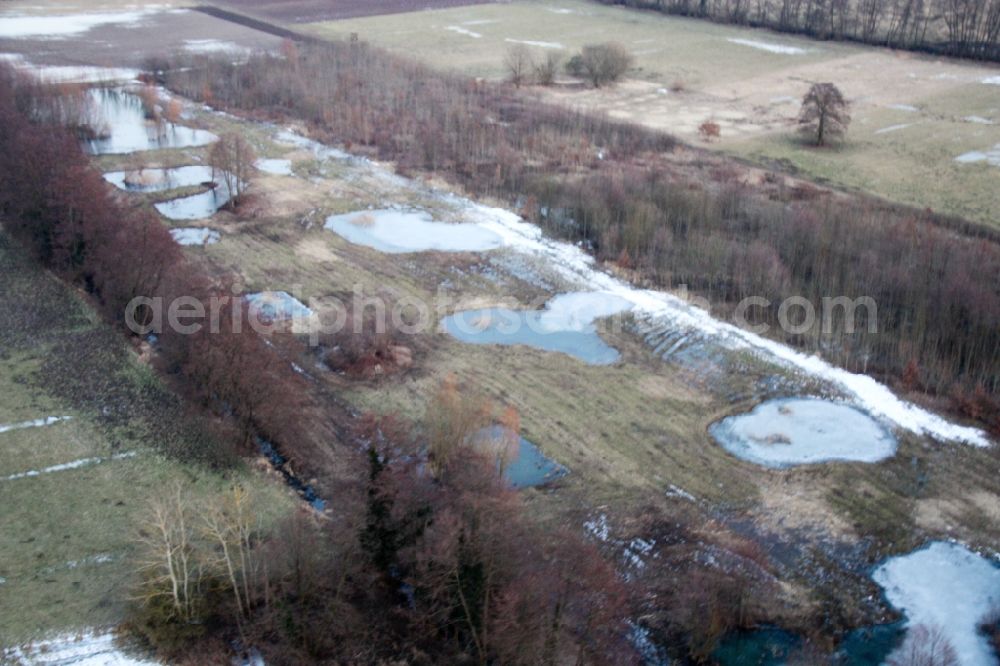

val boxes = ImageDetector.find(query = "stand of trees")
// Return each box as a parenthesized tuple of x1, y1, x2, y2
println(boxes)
(162, 43, 999, 434)
(0, 66, 638, 663)
(596, 0, 1000, 61)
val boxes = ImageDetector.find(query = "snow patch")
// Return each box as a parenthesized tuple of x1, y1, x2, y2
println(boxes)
(3, 451, 137, 482)
(7, 629, 159, 665)
(170, 227, 220, 246)
(504, 38, 564, 49)
(874, 123, 912, 134)
(887, 103, 919, 112)
(183, 39, 249, 55)
(255, 158, 293, 175)
(445, 25, 482, 38)
(955, 144, 1000, 167)
(981, 76, 1000, 85)
(963, 115, 995, 124)
(873, 541, 1000, 666)
(0, 415, 71, 435)
(726, 38, 807, 54)
(0, 9, 162, 39)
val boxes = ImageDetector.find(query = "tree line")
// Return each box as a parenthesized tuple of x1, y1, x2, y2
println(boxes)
(597, 0, 1000, 61)
(0, 66, 639, 663)
(162, 44, 999, 434)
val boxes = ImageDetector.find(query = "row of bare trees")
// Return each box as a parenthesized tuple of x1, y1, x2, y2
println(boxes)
(0, 66, 641, 663)
(598, 0, 1000, 60)
(161, 44, 999, 434)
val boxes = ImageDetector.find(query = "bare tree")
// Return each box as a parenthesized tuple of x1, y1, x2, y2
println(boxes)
(799, 82, 850, 146)
(503, 45, 535, 88)
(567, 43, 633, 87)
(534, 51, 562, 86)
(888, 624, 959, 666)
(208, 132, 254, 208)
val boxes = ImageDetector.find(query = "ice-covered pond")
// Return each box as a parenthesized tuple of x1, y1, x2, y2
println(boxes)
(154, 181, 235, 220)
(103, 165, 214, 193)
(709, 397, 897, 467)
(873, 541, 1000, 666)
(324, 208, 504, 253)
(472, 426, 567, 488)
(255, 158, 293, 175)
(441, 292, 632, 365)
(83, 88, 217, 155)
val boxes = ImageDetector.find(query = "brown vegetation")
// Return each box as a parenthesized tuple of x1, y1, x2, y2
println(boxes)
(566, 42, 634, 87)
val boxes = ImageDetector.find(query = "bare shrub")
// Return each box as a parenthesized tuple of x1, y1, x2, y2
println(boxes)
(699, 120, 721, 142)
(567, 42, 633, 87)
(208, 132, 254, 208)
(534, 51, 562, 86)
(503, 44, 534, 88)
(887, 624, 958, 666)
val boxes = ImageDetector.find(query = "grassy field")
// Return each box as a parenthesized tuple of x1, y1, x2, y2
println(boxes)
(301, 0, 1000, 228)
(0, 230, 292, 647)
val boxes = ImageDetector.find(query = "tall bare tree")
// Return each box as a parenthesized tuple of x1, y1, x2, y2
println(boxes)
(208, 132, 254, 208)
(503, 45, 535, 88)
(799, 82, 850, 146)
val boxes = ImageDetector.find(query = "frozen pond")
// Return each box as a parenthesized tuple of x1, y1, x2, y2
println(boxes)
(103, 165, 214, 193)
(255, 158, 293, 175)
(83, 88, 217, 155)
(873, 541, 1000, 666)
(709, 398, 897, 467)
(170, 227, 220, 246)
(441, 292, 632, 365)
(245, 291, 313, 321)
(473, 426, 567, 488)
(154, 181, 234, 220)
(324, 208, 504, 253)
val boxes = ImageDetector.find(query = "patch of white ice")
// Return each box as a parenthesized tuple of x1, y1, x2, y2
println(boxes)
(873, 541, 1000, 666)
(981, 76, 1000, 85)
(887, 103, 919, 112)
(325, 208, 504, 253)
(726, 38, 807, 54)
(963, 115, 995, 125)
(709, 397, 897, 467)
(183, 39, 249, 55)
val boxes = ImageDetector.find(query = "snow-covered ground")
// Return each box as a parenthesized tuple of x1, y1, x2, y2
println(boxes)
(709, 397, 897, 467)
(955, 144, 1000, 167)
(6, 630, 158, 665)
(726, 38, 808, 54)
(445, 26, 482, 38)
(504, 38, 564, 49)
(874, 123, 912, 134)
(873, 541, 1000, 666)
(245, 291, 313, 321)
(324, 208, 504, 253)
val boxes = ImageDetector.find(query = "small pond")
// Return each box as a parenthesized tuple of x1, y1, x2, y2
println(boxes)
(154, 180, 235, 220)
(472, 426, 567, 488)
(441, 292, 631, 365)
(103, 165, 214, 193)
(324, 208, 503, 253)
(713, 623, 903, 665)
(83, 88, 217, 155)
(709, 397, 898, 468)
